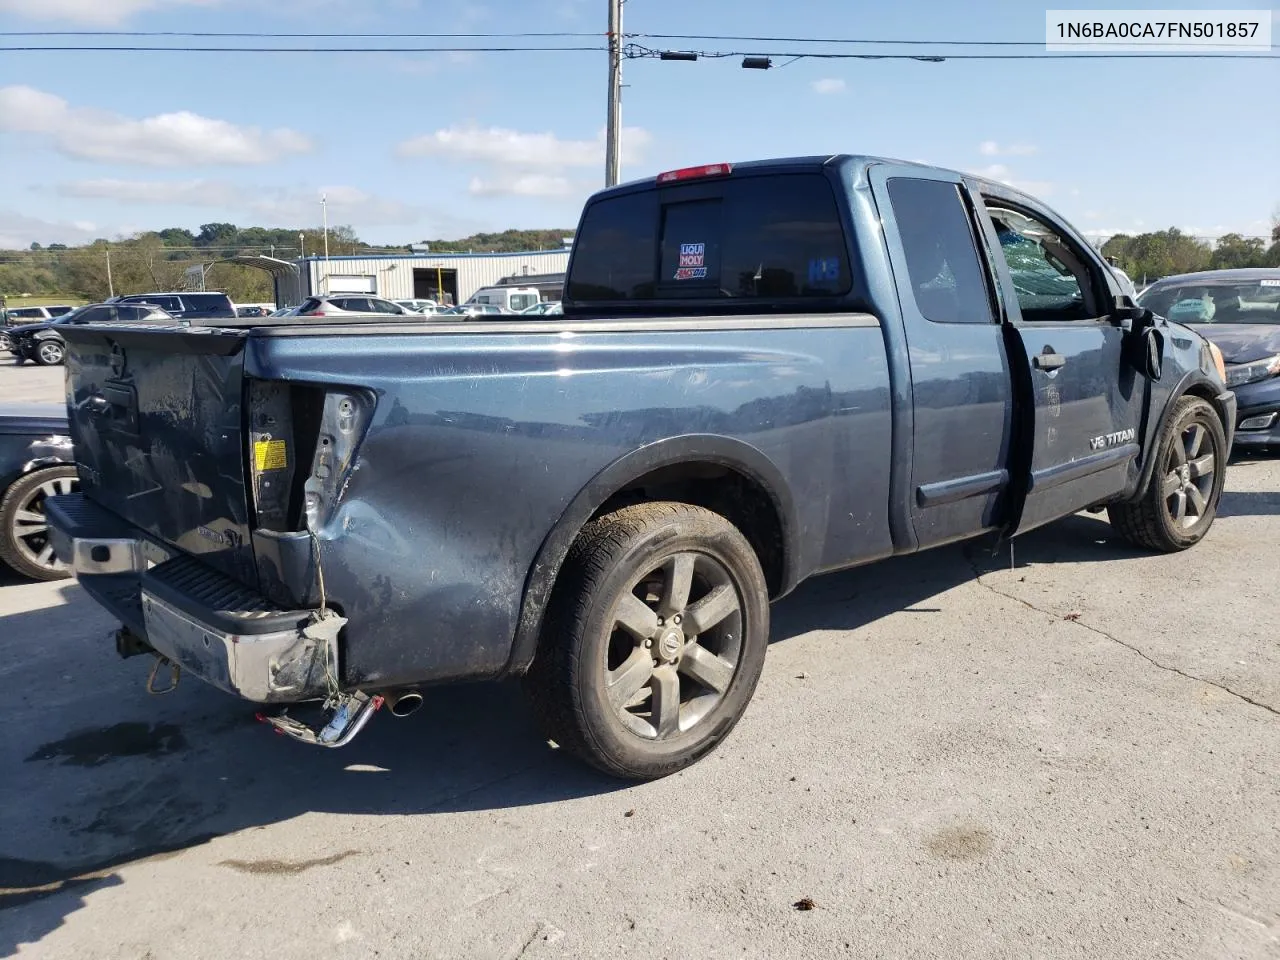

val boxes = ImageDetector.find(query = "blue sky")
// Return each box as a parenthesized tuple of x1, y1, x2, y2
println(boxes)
(0, 0, 1276, 248)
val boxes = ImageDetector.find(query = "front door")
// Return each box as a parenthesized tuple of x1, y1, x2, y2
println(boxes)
(871, 166, 1016, 550)
(970, 188, 1149, 534)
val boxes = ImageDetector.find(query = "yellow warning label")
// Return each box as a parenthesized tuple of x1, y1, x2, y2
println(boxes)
(253, 439, 288, 472)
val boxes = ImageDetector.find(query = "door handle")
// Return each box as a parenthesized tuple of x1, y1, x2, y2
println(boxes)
(1034, 352, 1066, 371)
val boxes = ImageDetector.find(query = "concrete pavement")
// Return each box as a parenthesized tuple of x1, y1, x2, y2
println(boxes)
(1, 356, 1277, 959)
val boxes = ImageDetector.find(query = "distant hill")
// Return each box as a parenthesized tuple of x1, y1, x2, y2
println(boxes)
(419, 229, 574, 253)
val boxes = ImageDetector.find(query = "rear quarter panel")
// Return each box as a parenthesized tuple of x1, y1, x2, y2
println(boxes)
(247, 321, 893, 688)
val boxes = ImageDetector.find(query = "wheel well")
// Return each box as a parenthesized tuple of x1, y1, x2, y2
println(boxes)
(590, 461, 787, 596)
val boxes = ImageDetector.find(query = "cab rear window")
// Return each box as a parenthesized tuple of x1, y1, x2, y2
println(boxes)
(567, 172, 852, 303)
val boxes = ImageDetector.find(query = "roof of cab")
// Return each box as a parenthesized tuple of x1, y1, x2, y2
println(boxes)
(598, 154, 1015, 198)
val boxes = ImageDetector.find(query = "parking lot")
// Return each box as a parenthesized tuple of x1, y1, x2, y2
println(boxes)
(2, 356, 1278, 960)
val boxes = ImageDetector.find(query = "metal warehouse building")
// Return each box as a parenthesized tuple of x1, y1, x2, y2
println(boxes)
(271, 249, 571, 307)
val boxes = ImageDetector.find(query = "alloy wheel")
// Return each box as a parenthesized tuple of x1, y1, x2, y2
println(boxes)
(603, 551, 745, 740)
(1162, 419, 1217, 530)
(11, 473, 76, 573)
(37, 341, 64, 365)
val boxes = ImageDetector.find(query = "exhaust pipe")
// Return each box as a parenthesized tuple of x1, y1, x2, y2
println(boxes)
(385, 690, 424, 718)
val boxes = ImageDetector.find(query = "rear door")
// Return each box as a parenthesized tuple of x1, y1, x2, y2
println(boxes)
(969, 187, 1148, 534)
(870, 166, 1017, 549)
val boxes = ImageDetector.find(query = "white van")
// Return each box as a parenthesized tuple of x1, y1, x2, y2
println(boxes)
(466, 286, 542, 313)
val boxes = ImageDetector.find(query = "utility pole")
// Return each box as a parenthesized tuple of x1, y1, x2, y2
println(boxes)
(321, 194, 330, 295)
(105, 241, 114, 298)
(604, 0, 623, 187)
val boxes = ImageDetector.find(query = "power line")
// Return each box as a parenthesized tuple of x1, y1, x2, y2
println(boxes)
(0, 30, 605, 38)
(0, 44, 605, 53)
(1, 42, 1271, 59)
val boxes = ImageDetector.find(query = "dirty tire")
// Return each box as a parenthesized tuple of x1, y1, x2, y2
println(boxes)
(524, 502, 770, 781)
(0, 465, 78, 581)
(1108, 396, 1226, 552)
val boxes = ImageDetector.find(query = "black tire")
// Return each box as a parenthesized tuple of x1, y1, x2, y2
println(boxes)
(1108, 396, 1226, 552)
(34, 339, 65, 366)
(524, 502, 771, 780)
(0, 465, 78, 580)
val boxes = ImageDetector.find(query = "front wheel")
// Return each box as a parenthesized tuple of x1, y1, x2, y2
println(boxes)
(1108, 396, 1227, 551)
(34, 339, 65, 366)
(524, 502, 771, 780)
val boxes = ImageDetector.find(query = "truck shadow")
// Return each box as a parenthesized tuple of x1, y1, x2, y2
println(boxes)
(0, 510, 1147, 951)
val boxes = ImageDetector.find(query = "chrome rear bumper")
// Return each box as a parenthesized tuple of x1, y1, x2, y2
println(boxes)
(46, 493, 344, 704)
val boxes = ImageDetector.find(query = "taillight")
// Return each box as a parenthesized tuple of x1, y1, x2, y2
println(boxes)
(656, 163, 733, 184)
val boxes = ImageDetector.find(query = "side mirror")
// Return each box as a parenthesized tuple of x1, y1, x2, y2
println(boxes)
(1113, 298, 1154, 333)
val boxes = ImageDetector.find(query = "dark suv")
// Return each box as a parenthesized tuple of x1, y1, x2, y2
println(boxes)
(112, 292, 236, 320)
(8, 302, 172, 365)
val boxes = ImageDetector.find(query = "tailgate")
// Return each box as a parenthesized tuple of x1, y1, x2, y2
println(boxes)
(60, 323, 256, 584)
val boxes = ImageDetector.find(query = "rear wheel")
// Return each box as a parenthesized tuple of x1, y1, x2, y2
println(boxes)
(1108, 396, 1226, 551)
(0, 466, 79, 580)
(524, 502, 770, 780)
(35, 339, 65, 366)
(0, 332, 10, 352)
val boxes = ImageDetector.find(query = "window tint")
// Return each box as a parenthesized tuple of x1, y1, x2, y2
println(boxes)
(985, 204, 1095, 322)
(10, 308, 45, 319)
(567, 174, 851, 303)
(509, 294, 538, 311)
(369, 298, 403, 314)
(183, 293, 234, 315)
(567, 190, 659, 300)
(886, 178, 993, 325)
(77, 306, 115, 323)
(46, 306, 73, 317)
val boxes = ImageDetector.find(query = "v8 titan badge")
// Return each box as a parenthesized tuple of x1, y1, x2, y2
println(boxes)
(674, 242, 708, 280)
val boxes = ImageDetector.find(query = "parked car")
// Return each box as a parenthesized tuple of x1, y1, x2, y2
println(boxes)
(269, 305, 302, 318)
(394, 299, 439, 314)
(0, 403, 76, 580)
(48, 154, 1232, 779)
(520, 300, 563, 316)
(440, 303, 507, 317)
(1138, 268, 1280, 449)
(1, 305, 76, 351)
(8, 302, 172, 366)
(295, 295, 411, 317)
(110, 291, 236, 320)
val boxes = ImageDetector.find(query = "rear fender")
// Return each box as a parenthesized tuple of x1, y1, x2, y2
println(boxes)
(503, 435, 797, 676)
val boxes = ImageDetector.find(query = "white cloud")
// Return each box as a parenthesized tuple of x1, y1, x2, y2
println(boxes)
(467, 173, 580, 198)
(978, 141, 1038, 157)
(54, 179, 421, 227)
(398, 124, 650, 168)
(0, 210, 107, 248)
(968, 162, 1054, 198)
(811, 78, 847, 95)
(0, 0, 223, 25)
(399, 123, 651, 199)
(0, 85, 312, 166)
(58, 178, 244, 205)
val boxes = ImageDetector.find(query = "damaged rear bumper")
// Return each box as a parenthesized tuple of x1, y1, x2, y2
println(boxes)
(46, 493, 344, 704)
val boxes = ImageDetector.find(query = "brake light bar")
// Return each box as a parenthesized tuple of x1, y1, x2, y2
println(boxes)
(656, 163, 733, 184)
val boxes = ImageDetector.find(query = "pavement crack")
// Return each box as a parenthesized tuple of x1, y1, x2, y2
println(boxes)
(967, 555, 1280, 719)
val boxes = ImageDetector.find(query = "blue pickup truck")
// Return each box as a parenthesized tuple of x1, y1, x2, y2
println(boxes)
(49, 156, 1234, 779)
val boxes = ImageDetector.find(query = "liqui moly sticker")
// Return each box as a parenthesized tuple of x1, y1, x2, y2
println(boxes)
(675, 242, 707, 279)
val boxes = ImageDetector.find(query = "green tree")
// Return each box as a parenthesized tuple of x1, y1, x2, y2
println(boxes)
(1210, 233, 1267, 270)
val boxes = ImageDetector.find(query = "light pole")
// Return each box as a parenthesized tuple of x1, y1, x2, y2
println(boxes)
(104, 241, 114, 298)
(604, 0, 623, 186)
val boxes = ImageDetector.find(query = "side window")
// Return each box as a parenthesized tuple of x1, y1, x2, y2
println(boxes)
(984, 203, 1097, 323)
(77, 306, 113, 323)
(886, 178, 994, 325)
